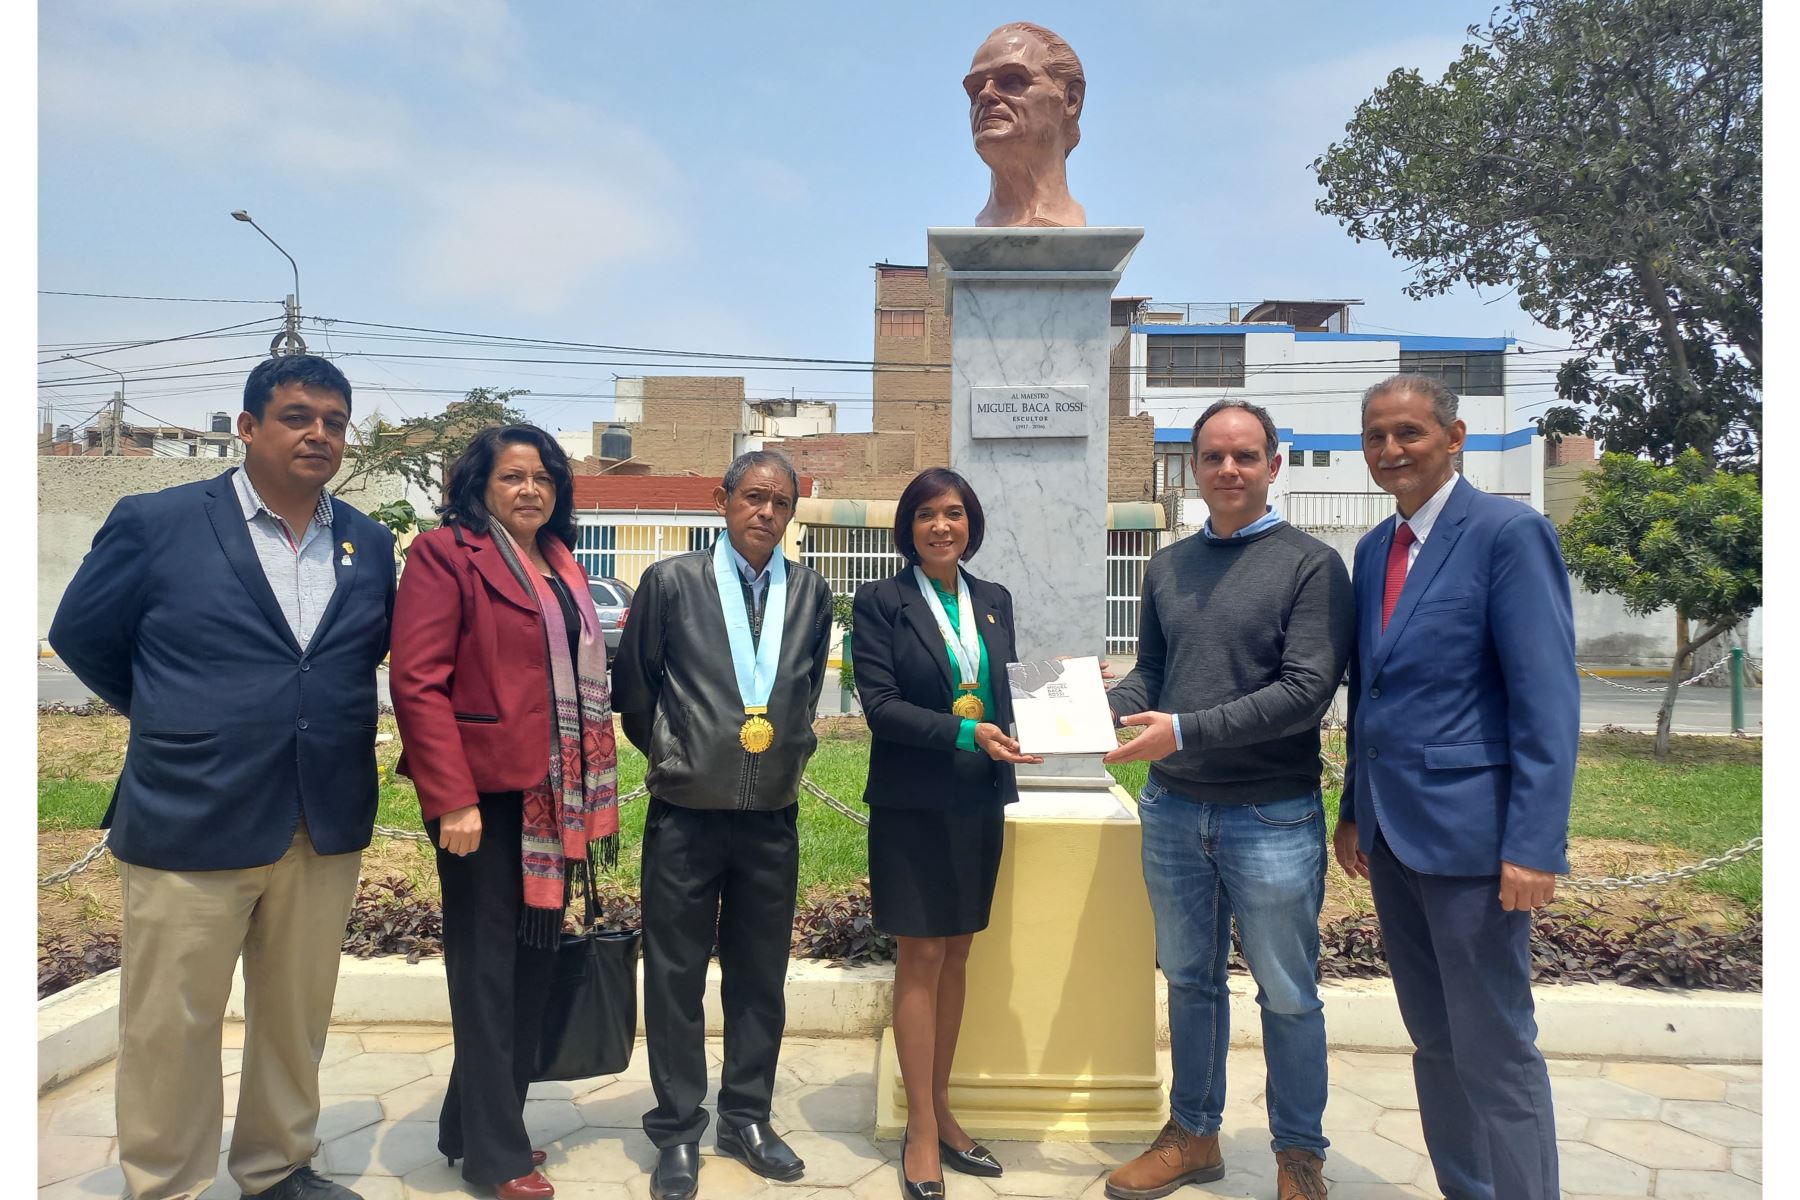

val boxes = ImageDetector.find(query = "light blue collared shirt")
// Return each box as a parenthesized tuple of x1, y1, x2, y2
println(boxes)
(231, 467, 337, 649)
(1201, 505, 1284, 542)
(1176, 505, 1284, 749)
(723, 535, 772, 610)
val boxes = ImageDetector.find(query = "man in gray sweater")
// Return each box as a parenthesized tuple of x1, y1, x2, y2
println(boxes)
(1103, 399, 1354, 1200)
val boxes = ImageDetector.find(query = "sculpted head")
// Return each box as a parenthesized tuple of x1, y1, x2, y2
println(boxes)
(965, 22, 1087, 227)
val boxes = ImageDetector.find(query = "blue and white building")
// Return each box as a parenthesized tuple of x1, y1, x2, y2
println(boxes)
(1122, 299, 1545, 532)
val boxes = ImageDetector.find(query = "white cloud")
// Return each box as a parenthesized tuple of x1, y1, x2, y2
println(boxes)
(38, 7, 692, 314)
(405, 174, 686, 312)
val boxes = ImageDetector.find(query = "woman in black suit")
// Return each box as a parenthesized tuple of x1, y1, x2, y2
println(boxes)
(852, 468, 1041, 1200)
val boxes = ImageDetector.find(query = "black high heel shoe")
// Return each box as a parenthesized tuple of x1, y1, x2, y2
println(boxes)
(939, 1139, 1003, 1178)
(899, 1131, 945, 1200)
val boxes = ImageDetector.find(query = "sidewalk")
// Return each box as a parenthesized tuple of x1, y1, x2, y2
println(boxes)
(40, 1027, 1760, 1199)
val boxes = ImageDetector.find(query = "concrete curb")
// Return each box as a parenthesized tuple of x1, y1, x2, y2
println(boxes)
(40, 957, 1760, 1093)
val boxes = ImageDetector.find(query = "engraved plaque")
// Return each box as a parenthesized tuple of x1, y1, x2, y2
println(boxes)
(969, 384, 1090, 439)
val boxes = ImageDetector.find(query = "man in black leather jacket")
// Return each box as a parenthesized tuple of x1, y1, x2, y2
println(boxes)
(612, 450, 833, 1200)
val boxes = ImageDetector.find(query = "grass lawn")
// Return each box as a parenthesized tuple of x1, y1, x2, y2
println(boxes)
(39, 716, 1762, 912)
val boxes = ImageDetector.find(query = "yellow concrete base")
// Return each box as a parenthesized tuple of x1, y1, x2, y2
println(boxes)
(873, 783, 1169, 1141)
(874, 1026, 1168, 1141)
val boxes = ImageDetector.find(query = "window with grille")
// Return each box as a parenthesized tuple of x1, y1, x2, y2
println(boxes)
(1397, 350, 1504, 396)
(1146, 336, 1246, 388)
(1156, 446, 1192, 491)
(878, 309, 925, 337)
(1311, 450, 1331, 467)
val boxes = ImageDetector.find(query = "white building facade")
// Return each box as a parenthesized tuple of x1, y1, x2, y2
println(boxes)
(1128, 319, 1544, 532)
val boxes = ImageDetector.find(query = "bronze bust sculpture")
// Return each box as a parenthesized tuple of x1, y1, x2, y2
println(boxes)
(965, 22, 1086, 228)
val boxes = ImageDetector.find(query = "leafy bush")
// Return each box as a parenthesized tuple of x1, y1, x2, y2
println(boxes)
(792, 881, 894, 967)
(343, 877, 443, 963)
(37, 700, 118, 717)
(38, 930, 120, 999)
(1313, 902, 1761, 991)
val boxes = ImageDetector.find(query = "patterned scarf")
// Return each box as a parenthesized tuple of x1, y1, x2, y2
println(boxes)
(487, 519, 620, 946)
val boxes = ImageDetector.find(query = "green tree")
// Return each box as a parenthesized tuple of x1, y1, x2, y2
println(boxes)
(1560, 451, 1760, 756)
(332, 387, 533, 533)
(1312, 0, 1761, 469)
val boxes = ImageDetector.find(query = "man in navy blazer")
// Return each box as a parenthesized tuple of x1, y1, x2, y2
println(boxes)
(51, 356, 394, 1200)
(1333, 373, 1577, 1200)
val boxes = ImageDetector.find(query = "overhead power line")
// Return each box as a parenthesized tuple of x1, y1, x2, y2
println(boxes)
(40, 289, 281, 305)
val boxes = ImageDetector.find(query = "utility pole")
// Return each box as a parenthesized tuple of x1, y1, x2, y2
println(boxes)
(232, 210, 307, 356)
(63, 354, 127, 455)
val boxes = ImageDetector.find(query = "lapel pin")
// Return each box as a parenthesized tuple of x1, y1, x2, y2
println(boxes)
(340, 541, 355, 568)
(987, 613, 995, 624)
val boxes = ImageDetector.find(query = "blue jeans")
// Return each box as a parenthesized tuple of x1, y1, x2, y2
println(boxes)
(1138, 778, 1329, 1155)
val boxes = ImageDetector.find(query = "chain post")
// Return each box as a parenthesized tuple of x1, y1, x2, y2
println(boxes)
(1731, 648, 1745, 733)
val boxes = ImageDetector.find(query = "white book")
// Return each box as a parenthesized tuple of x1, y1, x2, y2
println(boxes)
(1006, 656, 1118, 756)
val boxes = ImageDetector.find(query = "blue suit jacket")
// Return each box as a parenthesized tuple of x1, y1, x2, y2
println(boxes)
(1340, 478, 1578, 876)
(49, 470, 396, 871)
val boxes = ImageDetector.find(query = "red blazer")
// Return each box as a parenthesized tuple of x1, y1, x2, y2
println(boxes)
(391, 523, 596, 820)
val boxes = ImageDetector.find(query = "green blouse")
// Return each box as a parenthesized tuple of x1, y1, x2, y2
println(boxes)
(929, 577, 994, 755)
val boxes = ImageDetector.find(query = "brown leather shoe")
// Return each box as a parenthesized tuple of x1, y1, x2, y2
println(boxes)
(494, 1169, 554, 1200)
(1274, 1149, 1327, 1200)
(1103, 1119, 1224, 1199)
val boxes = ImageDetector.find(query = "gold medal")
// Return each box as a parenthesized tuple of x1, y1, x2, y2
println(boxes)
(952, 685, 984, 721)
(739, 707, 775, 754)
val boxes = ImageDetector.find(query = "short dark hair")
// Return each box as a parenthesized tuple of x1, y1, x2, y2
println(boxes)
(242, 355, 353, 421)
(438, 424, 578, 549)
(893, 468, 986, 564)
(1192, 398, 1279, 461)
(722, 449, 800, 500)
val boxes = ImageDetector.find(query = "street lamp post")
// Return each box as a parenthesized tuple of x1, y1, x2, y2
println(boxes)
(230, 210, 307, 356)
(63, 354, 127, 455)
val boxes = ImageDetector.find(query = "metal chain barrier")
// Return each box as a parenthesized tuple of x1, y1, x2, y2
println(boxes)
(39, 837, 114, 887)
(801, 776, 869, 827)
(1564, 837, 1763, 892)
(1578, 656, 1733, 693)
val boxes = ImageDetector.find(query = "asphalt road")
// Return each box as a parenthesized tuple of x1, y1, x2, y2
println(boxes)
(37, 663, 1759, 734)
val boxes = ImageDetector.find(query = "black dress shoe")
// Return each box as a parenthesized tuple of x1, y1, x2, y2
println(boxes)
(940, 1138, 1003, 1178)
(716, 1120, 806, 1181)
(243, 1165, 363, 1199)
(651, 1143, 701, 1200)
(899, 1132, 944, 1200)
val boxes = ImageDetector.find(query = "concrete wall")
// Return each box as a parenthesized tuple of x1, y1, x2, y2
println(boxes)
(38, 457, 417, 646)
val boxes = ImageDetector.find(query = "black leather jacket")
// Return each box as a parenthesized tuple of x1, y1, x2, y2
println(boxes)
(612, 549, 833, 811)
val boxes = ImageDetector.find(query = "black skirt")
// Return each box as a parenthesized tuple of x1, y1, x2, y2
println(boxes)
(868, 798, 1006, 938)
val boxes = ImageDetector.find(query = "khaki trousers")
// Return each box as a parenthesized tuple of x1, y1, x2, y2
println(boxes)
(114, 820, 362, 1200)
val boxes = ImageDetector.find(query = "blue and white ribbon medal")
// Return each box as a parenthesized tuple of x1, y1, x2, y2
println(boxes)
(712, 536, 787, 753)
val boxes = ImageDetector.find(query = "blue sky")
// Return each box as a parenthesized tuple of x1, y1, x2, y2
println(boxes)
(37, 1, 1577, 439)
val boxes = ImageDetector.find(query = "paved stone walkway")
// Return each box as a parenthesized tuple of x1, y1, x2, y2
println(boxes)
(39, 1026, 1760, 1199)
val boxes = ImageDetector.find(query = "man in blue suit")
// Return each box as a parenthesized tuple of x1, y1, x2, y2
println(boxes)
(1332, 373, 1577, 1200)
(51, 355, 394, 1200)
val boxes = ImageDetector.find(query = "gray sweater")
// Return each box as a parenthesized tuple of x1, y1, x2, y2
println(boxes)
(1107, 521, 1354, 804)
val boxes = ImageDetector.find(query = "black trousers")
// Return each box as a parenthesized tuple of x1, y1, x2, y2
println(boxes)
(640, 799, 800, 1147)
(1368, 830, 1558, 1200)
(431, 793, 560, 1185)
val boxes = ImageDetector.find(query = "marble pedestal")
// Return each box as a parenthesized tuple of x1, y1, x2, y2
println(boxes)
(871, 228, 1164, 1142)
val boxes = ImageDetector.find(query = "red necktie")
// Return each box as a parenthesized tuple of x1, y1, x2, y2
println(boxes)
(1381, 522, 1417, 631)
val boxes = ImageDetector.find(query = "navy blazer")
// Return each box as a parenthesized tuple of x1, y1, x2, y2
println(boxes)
(49, 469, 396, 870)
(1340, 478, 1579, 876)
(852, 568, 1020, 810)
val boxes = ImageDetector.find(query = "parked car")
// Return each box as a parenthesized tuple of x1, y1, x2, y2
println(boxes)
(587, 577, 634, 653)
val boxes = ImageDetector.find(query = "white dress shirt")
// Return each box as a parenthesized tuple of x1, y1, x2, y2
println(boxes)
(1396, 472, 1461, 574)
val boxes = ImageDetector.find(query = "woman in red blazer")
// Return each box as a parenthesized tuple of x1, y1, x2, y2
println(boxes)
(392, 425, 619, 1200)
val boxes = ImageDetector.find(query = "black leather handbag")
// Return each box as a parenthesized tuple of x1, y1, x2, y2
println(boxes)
(534, 867, 641, 1081)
